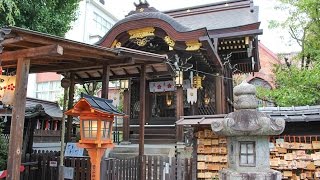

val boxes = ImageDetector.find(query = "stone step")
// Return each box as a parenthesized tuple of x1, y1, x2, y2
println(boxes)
(130, 134, 176, 139)
(130, 138, 177, 144)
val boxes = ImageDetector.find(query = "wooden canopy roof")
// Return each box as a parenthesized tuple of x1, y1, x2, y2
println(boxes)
(0, 26, 170, 82)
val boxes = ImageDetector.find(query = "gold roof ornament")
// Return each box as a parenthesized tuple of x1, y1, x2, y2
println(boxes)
(186, 40, 202, 51)
(134, 37, 149, 46)
(164, 36, 175, 47)
(111, 40, 121, 48)
(128, 27, 155, 39)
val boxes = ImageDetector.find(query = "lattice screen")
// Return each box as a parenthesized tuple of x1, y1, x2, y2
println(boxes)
(198, 77, 216, 115)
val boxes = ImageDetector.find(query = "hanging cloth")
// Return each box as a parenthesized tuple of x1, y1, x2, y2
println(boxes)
(187, 88, 197, 105)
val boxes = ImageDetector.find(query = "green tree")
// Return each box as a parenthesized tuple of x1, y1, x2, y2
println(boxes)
(269, 0, 320, 66)
(257, 63, 320, 106)
(0, 0, 19, 25)
(0, 0, 80, 37)
(258, 0, 320, 106)
(0, 124, 8, 170)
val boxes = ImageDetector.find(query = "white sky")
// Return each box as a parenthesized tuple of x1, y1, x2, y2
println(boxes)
(105, 0, 301, 54)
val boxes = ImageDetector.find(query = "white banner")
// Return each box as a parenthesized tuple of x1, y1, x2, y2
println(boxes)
(187, 88, 197, 104)
(149, 80, 191, 92)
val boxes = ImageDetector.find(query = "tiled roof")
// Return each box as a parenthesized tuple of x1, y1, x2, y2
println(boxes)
(26, 97, 62, 119)
(258, 106, 320, 122)
(170, 6, 259, 31)
(177, 105, 320, 125)
(0, 97, 62, 120)
(82, 94, 124, 115)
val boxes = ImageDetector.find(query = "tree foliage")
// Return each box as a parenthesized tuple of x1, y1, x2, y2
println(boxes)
(0, 0, 19, 25)
(269, 0, 320, 66)
(259, 0, 320, 106)
(0, 123, 8, 170)
(257, 63, 320, 106)
(0, 0, 80, 37)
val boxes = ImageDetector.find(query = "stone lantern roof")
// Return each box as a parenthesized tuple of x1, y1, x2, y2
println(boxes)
(211, 81, 285, 136)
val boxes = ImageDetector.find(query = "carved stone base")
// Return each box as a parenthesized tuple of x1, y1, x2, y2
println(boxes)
(220, 169, 282, 180)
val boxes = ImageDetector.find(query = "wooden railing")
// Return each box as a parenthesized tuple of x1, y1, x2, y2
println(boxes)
(102, 156, 193, 180)
(22, 153, 193, 180)
(34, 130, 61, 137)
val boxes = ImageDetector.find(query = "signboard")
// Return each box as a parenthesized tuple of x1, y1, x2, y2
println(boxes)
(63, 167, 74, 179)
(64, 143, 84, 157)
(49, 161, 57, 167)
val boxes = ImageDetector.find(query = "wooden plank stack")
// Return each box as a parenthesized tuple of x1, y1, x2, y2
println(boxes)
(270, 136, 320, 179)
(195, 129, 227, 180)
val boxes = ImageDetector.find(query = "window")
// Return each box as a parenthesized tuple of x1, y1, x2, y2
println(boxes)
(36, 81, 62, 101)
(239, 141, 255, 166)
(93, 12, 113, 33)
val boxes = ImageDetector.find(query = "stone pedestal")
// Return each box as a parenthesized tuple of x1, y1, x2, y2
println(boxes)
(211, 82, 285, 180)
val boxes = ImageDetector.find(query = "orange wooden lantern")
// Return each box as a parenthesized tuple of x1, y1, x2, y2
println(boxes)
(65, 94, 124, 180)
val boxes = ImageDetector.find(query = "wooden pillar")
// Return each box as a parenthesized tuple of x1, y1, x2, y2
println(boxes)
(101, 65, 110, 99)
(176, 86, 184, 142)
(7, 58, 30, 180)
(215, 76, 223, 114)
(66, 73, 75, 142)
(139, 65, 146, 180)
(145, 86, 150, 123)
(122, 80, 131, 142)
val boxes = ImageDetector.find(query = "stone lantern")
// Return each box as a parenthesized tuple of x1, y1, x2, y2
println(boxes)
(211, 81, 285, 180)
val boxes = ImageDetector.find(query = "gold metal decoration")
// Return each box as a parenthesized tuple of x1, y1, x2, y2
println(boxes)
(134, 37, 149, 47)
(193, 74, 204, 89)
(186, 40, 202, 51)
(164, 36, 175, 47)
(115, 42, 121, 48)
(128, 27, 155, 39)
(111, 40, 121, 48)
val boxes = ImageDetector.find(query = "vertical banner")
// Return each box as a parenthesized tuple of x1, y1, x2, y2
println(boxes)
(187, 88, 197, 104)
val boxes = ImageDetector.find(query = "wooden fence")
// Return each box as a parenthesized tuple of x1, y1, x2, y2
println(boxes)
(20, 152, 192, 180)
(21, 151, 91, 180)
(101, 156, 193, 180)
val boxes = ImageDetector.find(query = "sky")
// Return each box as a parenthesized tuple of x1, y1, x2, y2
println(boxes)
(104, 0, 301, 54)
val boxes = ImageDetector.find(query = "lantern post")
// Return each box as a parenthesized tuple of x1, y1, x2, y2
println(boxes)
(65, 94, 124, 180)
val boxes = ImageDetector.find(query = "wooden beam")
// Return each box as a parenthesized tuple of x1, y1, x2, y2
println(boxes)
(7, 58, 30, 180)
(139, 65, 146, 180)
(150, 65, 157, 73)
(21, 34, 117, 57)
(0, 44, 63, 61)
(85, 72, 92, 78)
(101, 65, 110, 98)
(0, 36, 23, 45)
(66, 73, 75, 142)
(122, 68, 129, 75)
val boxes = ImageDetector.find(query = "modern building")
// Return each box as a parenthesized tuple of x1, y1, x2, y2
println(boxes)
(27, 0, 118, 101)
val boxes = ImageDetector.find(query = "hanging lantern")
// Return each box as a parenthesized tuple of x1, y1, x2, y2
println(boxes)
(193, 74, 204, 89)
(120, 79, 129, 90)
(204, 93, 210, 106)
(175, 71, 183, 87)
(166, 93, 172, 107)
